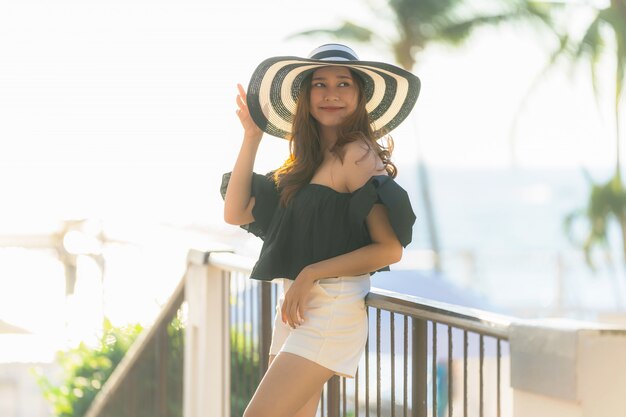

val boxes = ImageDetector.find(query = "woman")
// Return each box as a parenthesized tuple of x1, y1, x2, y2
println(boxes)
(222, 44, 420, 417)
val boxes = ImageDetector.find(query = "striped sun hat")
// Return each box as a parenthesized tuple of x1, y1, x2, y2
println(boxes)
(246, 44, 421, 139)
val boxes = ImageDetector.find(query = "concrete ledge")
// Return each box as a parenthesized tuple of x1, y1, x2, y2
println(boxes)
(510, 318, 626, 416)
(510, 319, 585, 401)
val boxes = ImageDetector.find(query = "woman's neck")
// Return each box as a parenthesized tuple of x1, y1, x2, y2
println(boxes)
(319, 126, 338, 151)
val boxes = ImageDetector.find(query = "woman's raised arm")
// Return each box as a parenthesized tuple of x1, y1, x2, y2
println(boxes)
(223, 84, 264, 225)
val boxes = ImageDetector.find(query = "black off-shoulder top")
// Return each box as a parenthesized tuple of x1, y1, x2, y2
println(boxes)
(220, 171, 416, 281)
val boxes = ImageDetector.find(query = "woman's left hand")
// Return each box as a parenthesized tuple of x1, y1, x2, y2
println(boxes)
(281, 269, 316, 329)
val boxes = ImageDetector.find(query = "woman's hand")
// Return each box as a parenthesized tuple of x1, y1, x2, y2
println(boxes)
(281, 269, 316, 329)
(236, 83, 263, 140)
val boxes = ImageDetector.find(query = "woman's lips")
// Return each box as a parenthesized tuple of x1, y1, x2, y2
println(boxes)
(320, 106, 343, 111)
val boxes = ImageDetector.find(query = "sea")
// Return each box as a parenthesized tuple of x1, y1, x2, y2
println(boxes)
(1, 163, 626, 358)
(404, 164, 626, 319)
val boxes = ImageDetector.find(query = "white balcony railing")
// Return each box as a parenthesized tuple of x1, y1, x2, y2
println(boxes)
(82, 247, 626, 417)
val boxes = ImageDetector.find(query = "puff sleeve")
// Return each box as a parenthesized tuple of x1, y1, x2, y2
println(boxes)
(220, 171, 280, 240)
(349, 175, 416, 247)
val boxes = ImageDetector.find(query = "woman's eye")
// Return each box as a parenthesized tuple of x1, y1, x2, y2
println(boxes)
(339, 82, 351, 87)
(313, 82, 325, 88)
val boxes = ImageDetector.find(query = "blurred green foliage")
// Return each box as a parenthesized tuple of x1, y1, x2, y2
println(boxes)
(565, 170, 626, 271)
(230, 327, 261, 417)
(90, 313, 185, 417)
(554, 0, 626, 272)
(34, 319, 143, 417)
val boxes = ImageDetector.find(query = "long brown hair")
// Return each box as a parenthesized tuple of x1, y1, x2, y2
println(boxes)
(273, 69, 397, 207)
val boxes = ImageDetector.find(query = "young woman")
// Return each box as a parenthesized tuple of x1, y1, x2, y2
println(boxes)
(222, 44, 420, 417)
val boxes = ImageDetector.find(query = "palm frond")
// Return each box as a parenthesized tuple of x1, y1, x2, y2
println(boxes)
(598, 6, 626, 105)
(573, 14, 605, 100)
(287, 21, 378, 44)
(562, 168, 626, 271)
(432, 3, 554, 46)
(617, 40, 625, 107)
(389, 0, 459, 27)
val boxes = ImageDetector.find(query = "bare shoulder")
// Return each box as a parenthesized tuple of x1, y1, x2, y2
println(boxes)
(342, 139, 387, 192)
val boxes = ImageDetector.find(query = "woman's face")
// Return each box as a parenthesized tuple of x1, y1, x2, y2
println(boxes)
(308, 66, 359, 133)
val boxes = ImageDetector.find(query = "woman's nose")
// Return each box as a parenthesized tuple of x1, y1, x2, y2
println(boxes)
(323, 85, 340, 101)
(324, 92, 339, 101)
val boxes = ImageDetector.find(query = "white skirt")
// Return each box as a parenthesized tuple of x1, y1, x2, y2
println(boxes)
(269, 274, 371, 378)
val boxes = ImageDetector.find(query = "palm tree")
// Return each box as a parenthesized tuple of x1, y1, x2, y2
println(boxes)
(291, 0, 553, 272)
(550, 0, 626, 274)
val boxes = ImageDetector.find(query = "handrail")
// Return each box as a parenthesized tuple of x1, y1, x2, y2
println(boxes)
(366, 288, 512, 339)
(190, 249, 255, 273)
(192, 249, 513, 339)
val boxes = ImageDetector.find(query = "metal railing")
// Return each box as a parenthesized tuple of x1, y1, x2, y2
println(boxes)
(82, 249, 513, 417)
(208, 250, 513, 417)
(228, 269, 277, 417)
(354, 291, 511, 417)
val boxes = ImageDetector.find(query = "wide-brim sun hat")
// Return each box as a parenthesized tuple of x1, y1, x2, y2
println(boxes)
(246, 43, 421, 140)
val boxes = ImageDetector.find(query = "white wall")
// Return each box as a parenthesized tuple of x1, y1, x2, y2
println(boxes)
(0, 362, 58, 417)
(510, 320, 626, 417)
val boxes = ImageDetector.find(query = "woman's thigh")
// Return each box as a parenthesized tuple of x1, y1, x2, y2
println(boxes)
(244, 352, 333, 417)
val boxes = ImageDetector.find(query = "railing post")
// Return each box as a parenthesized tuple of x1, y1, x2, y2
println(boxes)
(156, 323, 168, 417)
(259, 281, 272, 375)
(327, 376, 341, 417)
(412, 318, 427, 417)
(184, 250, 231, 417)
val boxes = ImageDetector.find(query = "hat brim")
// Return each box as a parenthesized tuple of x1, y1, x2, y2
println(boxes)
(246, 56, 421, 139)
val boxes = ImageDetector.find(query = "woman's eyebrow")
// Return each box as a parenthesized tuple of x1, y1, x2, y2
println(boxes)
(312, 74, 353, 81)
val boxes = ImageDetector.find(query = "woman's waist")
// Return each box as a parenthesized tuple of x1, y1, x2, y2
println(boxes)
(277, 273, 371, 291)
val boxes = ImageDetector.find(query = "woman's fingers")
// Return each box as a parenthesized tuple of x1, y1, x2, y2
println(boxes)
(280, 303, 286, 323)
(235, 95, 245, 115)
(297, 304, 305, 324)
(236, 83, 249, 114)
(235, 84, 256, 124)
(280, 280, 314, 329)
(235, 84, 247, 112)
(281, 298, 304, 329)
(236, 94, 245, 108)
(281, 301, 295, 328)
(288, 302, 299, 328)
(288, 306, 297, 328)
(282, 302, 295, 328)
(237, 83, 247, 103)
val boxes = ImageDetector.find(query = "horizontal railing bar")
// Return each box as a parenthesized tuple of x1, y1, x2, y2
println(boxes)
(366, 288, 512, 339)
(186, 247, 236, 267)
(189, 249, 256, 273)
(198, 251, 512, 339)
(0, 234, 58, 248)
(84, 275, 186, 417)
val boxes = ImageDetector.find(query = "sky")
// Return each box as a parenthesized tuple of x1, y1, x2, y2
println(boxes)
(0, 0, 621, 230)
(0, 0, 624, 346)
(0, 0, 620, 172)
